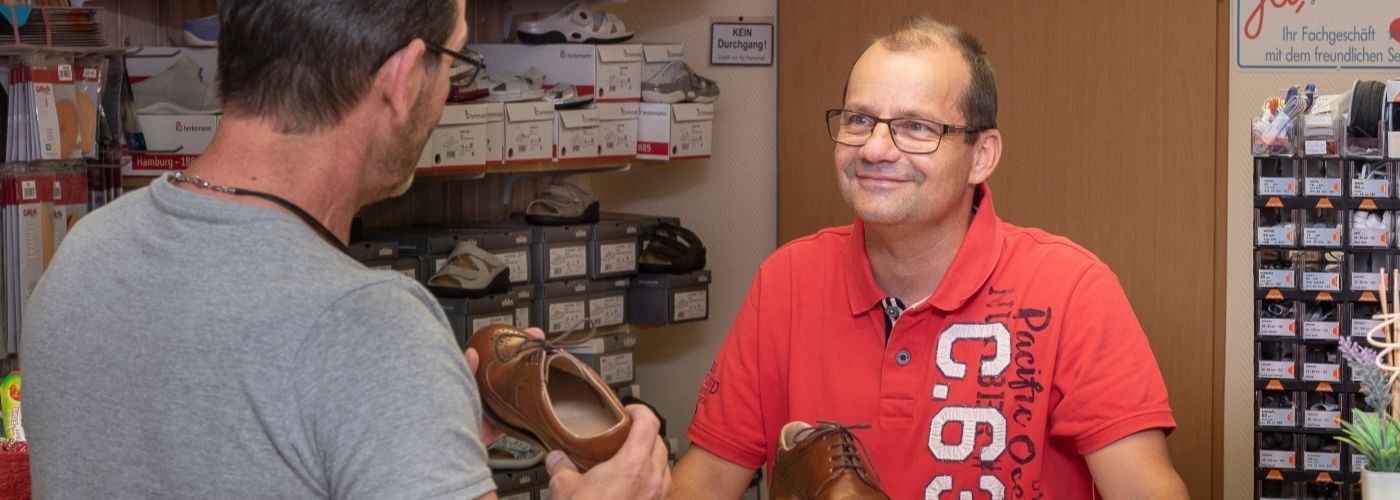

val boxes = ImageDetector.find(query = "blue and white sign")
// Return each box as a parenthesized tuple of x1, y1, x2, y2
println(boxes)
(711, 22, 774, 66)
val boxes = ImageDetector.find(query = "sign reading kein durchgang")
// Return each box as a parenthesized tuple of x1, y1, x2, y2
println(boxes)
(1236, 0, 1400, 70)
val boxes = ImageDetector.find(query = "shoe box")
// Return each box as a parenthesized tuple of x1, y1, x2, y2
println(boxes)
(563, 328, 638, 387)
(555, 107, 601, 162)
(469, 44, 644, 102)
(493, 464, 546, 500)
(597, 102, 640, 160)
(361, 228, 460, 284)
(437, 224, 535, 286)
(638, 102, 713, 160)
(529, 223, 591, 283)
(124, 47, 220, 176)
(505, 102, 556, 163)
(628, 270, 711, 325)
(345, 241, 418, 280)
(533, 278, 629, 335)
(418, 102, 504, 172)
(438, 286, 534, 349)
(588, 218, 640, 279)
(602, 211, 681, 241)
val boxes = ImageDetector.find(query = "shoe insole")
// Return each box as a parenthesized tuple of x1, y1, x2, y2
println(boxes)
(548, 370, 618, 438)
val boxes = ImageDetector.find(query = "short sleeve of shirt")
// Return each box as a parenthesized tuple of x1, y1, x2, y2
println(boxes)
(686, 273, 770, 470)
(1048, 263, 1177, 455)
(292, 279, 494, 500)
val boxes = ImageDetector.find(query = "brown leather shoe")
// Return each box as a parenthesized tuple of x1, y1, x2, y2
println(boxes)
(469, 324, 631, 470)
(771, 421, 889, 500)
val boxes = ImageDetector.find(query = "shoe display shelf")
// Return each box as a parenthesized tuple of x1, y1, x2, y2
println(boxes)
(1252, 138, 1395, 499)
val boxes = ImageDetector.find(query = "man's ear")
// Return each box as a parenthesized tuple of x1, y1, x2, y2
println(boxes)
(372, 39, 429, 125)
(967, 128, 1002, 185)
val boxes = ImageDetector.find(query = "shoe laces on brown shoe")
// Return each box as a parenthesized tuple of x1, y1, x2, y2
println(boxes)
(774, 421, 889, 500)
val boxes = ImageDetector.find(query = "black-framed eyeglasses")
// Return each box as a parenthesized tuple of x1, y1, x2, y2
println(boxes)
(825, 109, 983, 155)
(423, 39, 485, 88)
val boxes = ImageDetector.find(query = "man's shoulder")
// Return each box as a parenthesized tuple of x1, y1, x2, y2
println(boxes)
(998, 220, 1107, 273)
(769, 224, 855, 261)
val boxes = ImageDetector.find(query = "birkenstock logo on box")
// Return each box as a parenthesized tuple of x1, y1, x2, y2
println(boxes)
(573, 284, 587, 292)
(558, 50, 593, 60)
(502, 299, 515, 307)
(174, 121, 214, 133)
(515, 236, 528, 244)
(378, 248, 393, 257)
(575, 230, 587, 238)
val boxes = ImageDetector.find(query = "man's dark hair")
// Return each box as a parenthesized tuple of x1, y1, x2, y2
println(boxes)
(866, 16, 997, 144)
(218, 0, 458, 134)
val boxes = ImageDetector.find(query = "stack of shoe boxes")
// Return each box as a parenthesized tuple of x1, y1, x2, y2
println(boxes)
(1253, 147, 1397, 497)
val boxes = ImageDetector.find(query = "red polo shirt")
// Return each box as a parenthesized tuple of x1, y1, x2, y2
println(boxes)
(688, 185, 1175, 499)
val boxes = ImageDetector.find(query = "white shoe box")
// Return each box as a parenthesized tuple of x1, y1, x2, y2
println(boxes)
(556, 108, 601, 162)
(597, 102, 639, 160)
(504, 102, 555, 163)
(125, 47, 218, 84)
(638, 103, 713, 160)
(418, 102, 504, 171)
(642, 44, 685, 64)
(124, 115, 220, 175)
(469, 44, 643, 102)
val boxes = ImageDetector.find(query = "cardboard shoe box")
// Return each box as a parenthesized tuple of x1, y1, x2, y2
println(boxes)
(347, 241, 398, 265)
(361, 228, 463, 284)
(437, 296, 470, 348)
(417, 102, 504, 171)
(589, 218, 640, 279)
(439, 224, 535, 285)
(588, 278, 631, 328)
(469, 44, 643, 102)
(493, 467, 541, 500)
(597, 102, 640, 160)
(125, 47, 221, 175)
(505, 102, 555, 163)
(564, 329, 638, 387)
(628, 270, 711, 325)
(638, 103, 713, 160)
(531, 223, 591, 283)
(467, 286, 534, 334)
(556, 108, 601, 162)
(534, 280, 592, 335)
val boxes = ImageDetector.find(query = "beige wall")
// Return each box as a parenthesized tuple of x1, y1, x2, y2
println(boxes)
(1224, 13, 1396, 498)
(587, 0, 778, 448)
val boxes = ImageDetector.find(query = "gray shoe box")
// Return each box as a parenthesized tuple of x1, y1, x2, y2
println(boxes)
(533, 280, 592, 334)
(587, 277, 631, 328)
(360, 228, 462, 283)
(588, 219, 640, 279)
(437, 296, 470, 349)
(467, 286, 534, 334)
(492, 466, 540, 499)
(529, 224, 592, 283)
(436, 224, 535, 285)
(346, 240, 398, 263)
(564, 329, 637, 387)
(628, 270, 711, 325)
(601, 211, 680, 241)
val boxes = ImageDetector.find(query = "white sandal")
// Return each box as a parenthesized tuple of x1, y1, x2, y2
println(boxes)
(518, 0, 634, 44)
(478, 67, 547, 103)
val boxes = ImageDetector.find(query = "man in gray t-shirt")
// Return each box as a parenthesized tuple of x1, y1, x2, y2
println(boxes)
(20, 1, 669, 498)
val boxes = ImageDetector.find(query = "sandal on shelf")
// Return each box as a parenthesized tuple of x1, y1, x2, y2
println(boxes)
(639, 223, 706, 274)
(427, 242, 511, 298)
(525, 179, 600, 225)
(488, 434, 548, 470)
(642, 61, 720, 104)
(517, 0, 634, 45)
(546, 83, 595, 110)
(477, 68, 547, 103)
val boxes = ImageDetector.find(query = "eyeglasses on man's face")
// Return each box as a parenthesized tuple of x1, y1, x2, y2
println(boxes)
(825, 109, 982, 155)
(423, 39, 485, 88)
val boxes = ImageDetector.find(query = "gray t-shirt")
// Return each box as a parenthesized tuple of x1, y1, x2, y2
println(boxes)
(21, 176, 493, 499)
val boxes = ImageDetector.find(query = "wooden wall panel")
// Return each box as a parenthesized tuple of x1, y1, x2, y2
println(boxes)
(778, 1, 1222, 498)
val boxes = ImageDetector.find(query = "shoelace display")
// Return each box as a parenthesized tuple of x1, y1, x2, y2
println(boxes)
(497, 320, 600, 362)
(791, 421, 882, 488)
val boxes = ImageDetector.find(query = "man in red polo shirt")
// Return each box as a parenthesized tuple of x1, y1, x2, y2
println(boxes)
(668, 16, 1188, 500)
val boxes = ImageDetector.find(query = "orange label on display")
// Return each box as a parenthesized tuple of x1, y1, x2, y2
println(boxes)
(1316, 198, 1333, 208)
(1316, 292, 1334, 301)
(1361, 292, 1379, 302)
(1267, 470, 1284, 480)
(1361, 199, 1380, 210)
(1267, 289, 1285, 300)
(1266, 197, 1284, 207)
(1266, 380, 1285, 390)
(1317, 382, 1334, 392)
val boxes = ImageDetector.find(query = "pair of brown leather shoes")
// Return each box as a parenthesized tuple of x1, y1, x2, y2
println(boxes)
(771, 421, 889, 500)
(468, 324, 632, 470)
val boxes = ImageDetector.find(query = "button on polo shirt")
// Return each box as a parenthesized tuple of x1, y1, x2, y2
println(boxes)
(688, 184, 1175, 499)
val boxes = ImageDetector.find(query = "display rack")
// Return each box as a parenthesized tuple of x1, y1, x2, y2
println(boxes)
(1252, 145, 1395, 498)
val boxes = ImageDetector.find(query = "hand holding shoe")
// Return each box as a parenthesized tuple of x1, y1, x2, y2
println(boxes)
(546, 405, 672, 500)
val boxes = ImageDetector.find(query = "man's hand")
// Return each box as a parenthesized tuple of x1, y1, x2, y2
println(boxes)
(546, 405, 672, 500)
